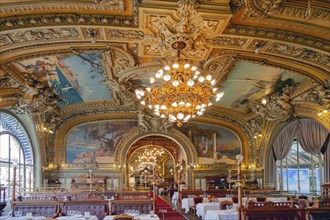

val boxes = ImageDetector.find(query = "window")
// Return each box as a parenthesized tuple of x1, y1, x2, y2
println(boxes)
(0, 112, 34, 199)
(277, 139, 324, 194)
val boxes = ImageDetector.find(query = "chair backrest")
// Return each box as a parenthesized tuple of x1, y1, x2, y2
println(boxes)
(297, 199, 308, 208)
(220, 200, 233, 210)
(256, 197, 266, 202)
(193, 197, 204, 205)
(298, 195, 308, 200)
(113, 214, 135, 220)
(231, 196, 238, 203)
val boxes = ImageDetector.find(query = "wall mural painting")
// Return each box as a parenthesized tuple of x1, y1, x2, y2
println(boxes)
(14, 52, 112, 107)
(66, 121, 137, 164)
(178, 124, 241, 164)
(219, 61, 310, 111)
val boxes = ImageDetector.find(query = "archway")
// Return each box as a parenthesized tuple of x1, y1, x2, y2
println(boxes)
(114, 129, 198, 188)
(126, 136, 179, 191)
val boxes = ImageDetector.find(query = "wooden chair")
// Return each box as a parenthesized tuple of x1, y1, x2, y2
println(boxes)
(231, 196, 238, 204)
(113, 214, 135, 220)
(298, 195, 308, 200)
(220, 200, 233, 210)
(256, 197, 266, 202)
(190, 197, 203, 215)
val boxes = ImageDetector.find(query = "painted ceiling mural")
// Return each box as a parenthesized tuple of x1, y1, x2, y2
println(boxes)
(14, 52, 112, 107)
(66, 120, 138, 164)
(219, 61, 311, 112)
(178, 123, 242, 165)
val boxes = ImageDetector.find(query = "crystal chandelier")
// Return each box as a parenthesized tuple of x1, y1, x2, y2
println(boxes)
(138, 147, 164, 168)
(135, 41, 224, 126)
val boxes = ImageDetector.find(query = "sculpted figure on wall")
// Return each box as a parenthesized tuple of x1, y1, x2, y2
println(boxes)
(250, 84, 296, 121)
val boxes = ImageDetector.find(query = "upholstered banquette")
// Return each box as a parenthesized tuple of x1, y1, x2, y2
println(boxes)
(12, 200, 60, 218)
(109, 199, 154, 215)
(61, 200, 107, 220)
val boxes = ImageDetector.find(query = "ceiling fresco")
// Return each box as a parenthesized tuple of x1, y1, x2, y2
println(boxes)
(14, 52, 112, 107)
(218, 61, 312, 111)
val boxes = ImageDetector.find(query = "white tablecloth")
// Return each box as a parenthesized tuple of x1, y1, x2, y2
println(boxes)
(104, 214, 160, 220)
(172, 192, 178, 208)
(0, 217, 46, 220)
(56, 215, 98, 220)
(266, 197, 288, 202)
(181, 197, 208, 213)
(196, 202, 220, 218)
(204, 210, 238, 220)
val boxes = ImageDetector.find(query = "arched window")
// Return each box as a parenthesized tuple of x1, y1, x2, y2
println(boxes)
(277, 139, 324, 194)
(270, 119, 329, 195)
(0, 112, 34, 199)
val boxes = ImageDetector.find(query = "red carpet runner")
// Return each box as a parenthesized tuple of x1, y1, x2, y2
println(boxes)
(155, 196, 186, 220)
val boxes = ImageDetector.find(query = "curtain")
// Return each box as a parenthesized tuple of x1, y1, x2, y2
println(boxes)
(322, 134, 330, 182)
(296, 119, 329, 154)
(272, 121, 299, 161)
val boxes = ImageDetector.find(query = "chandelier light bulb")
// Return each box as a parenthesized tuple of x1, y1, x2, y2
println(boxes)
(163, 74, 171, 81)
(172, 63, 179, 69)
(187, 79, 194, 87)
(140, 101, 145, 105)
(206, 75, 212, 81)
(198, 76, 205, 82)
(261, 98, 267, 105)
(191, 66, 197, 71)
(178, 101, 185, 107)
(160, 105, 167, 110)
(155, 70, 163, 78)
(184, 63, 190, 69)
(154, 104, 160, 109)
(148, 105, 152, 109)
(160, 114, 166, 118)
(177, 112, 185, 120)
(172, 102, 178, 107)
(211, 79, 216, 86)
(212, 88, 218, 92)
(164, 65, 171, 71)
(150, 77, 155, 84)
(169, 114, 177, 121)
(146, 87, 151, 92)
(172, 80, 180, 87)
(217, 92, 224, 98)
(185, 102, 192, 107)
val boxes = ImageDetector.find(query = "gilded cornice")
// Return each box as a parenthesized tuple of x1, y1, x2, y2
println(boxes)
(0, 1, 127, 16)
(224, 25, 329, 52)
(239, 0, 330, 38)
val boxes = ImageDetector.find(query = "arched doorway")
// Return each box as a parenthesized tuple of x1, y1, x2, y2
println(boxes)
(125, 136, 188, 190)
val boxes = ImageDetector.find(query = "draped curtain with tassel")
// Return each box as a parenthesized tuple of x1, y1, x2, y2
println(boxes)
(269, 119, 330, 186)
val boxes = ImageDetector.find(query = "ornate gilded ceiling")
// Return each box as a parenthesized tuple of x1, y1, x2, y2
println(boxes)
(0, 0, 329, 167)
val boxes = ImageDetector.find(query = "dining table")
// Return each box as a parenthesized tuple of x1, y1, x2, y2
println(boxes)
(0, 216, 48, 220)
(104, 214, 160, 220)
(204, 209, 239, 220)
(56, 215, 98, 220)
